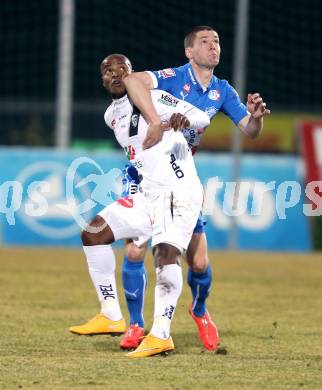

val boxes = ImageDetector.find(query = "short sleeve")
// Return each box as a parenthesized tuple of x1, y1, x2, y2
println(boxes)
(147, 68, 178, 94)
(221, 81, 249, 125)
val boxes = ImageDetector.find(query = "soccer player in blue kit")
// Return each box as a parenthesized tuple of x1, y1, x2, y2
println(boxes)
(70, 26, 270, 351)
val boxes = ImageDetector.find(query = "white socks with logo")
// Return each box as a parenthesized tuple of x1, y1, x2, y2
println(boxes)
(83, 245, 123, 321)
(150, 264, 183, 340)
(83, 245, 183, 338)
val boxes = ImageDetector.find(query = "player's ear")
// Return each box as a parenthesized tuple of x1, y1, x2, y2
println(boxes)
(185, 47, 192, 60)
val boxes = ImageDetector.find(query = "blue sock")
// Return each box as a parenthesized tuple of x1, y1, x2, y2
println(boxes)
(122, 256, 147, 328)
(187, 265, 212, 317)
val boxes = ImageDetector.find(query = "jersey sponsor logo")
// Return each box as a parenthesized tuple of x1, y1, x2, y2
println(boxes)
(117, 195, 134, 208)
(205, 106, 218, 118)
(182, 128, 197, 144)
(159, 68, 176, 79)
(111, 119, 116, 128)
(124, 145, 136, 160)
(208, 89, 221, 101)
(170, 154, 184, 178)
(158, 93, 179, 107)
(182, 128, 204, 148)
(183, 83, 191, 93)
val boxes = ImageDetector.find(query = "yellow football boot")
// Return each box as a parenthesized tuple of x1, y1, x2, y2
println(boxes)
(126, 333, 174, 358)
(69, 313, 126, 335)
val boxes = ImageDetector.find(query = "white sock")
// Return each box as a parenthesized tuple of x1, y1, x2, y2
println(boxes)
(150, 264, 183, 339)
(83, 245, 123, 321)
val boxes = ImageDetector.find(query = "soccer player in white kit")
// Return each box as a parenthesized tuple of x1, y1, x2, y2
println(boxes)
(74, 54, 209, 357)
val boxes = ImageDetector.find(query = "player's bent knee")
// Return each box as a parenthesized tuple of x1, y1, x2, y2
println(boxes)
(81, 229, 97, 246)
(187, 252, 209, 273)
(153, 243, 181, 267)
(190, 259, 208, 273)
(81, 215, 114, 246)
(125, 241, 146, 261)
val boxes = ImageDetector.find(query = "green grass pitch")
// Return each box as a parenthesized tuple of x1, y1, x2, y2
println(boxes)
(0, 247, 321, 389)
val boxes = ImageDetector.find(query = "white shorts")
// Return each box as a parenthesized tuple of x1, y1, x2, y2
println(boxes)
(98, 184, 203, 253)
(150, 186, 203, 252)
(98, 192, 152, 244)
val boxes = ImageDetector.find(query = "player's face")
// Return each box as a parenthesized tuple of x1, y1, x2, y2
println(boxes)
(101, 55, 132, 98)
(185, 30, 221, 69)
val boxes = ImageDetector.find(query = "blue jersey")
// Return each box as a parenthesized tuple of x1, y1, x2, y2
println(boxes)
(148, 63, 248, 153)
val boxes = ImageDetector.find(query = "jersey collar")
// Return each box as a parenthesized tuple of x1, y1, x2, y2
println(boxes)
(112, 94, 128, 105)
(186, 63, 216, 93)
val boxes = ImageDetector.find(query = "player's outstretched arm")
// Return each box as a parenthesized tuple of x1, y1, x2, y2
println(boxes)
(123, 72, 156, 121)
(123, 72, 164, 149)
(168, 97, 210, 130)
(238, 92, 270, 138)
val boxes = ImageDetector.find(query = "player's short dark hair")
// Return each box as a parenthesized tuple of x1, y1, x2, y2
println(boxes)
(184, 25, 215, 48)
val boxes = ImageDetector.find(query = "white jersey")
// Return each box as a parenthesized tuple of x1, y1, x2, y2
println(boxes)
(104, 89, 210, 192)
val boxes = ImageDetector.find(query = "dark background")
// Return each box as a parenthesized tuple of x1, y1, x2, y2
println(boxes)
(0, 0, 321, 146)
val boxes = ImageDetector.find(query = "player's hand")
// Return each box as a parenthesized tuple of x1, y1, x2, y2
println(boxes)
(247, 93, 271, 119)
(142, 121, 163, 149)
(169, 113, 190, 131)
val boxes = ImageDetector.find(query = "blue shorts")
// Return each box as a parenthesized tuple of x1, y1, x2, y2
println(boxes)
(193, 211, 206, 234)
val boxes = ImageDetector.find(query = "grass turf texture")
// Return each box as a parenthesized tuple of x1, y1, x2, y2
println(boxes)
(0, 247, 321, 389)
